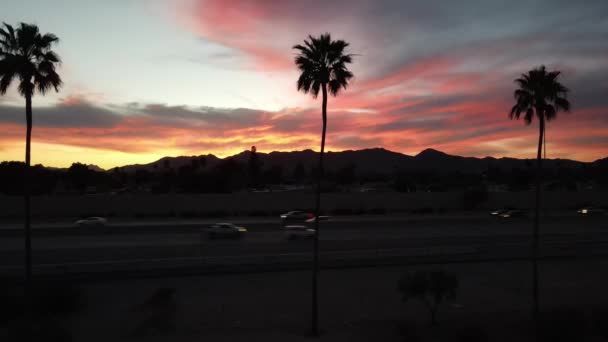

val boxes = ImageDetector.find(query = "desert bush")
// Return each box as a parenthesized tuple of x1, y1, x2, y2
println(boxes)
(398, 270, 459, 326)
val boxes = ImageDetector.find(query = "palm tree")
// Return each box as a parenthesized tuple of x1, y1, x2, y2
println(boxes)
(293, 33, 354, 336)
(510, 65, 570, 326)
(0, 22, 62, 298)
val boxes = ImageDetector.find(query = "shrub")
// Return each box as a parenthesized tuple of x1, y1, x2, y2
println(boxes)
(398, 270, 459, 326)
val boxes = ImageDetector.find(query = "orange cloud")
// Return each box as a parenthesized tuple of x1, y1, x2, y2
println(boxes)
(1, 92, 606, 169)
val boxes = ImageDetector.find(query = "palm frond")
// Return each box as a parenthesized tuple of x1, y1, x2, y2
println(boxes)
(0, 23, 62, 97)
(524, 108, 534, 125)
(0, 23, 17, 52)
(16, 23, 39, 54)
(545, 105, 556, 121)
(36, 33, 59, 49)
(311, 80, 321, 98)
(509, 104, 520, 120)
(510, 65, 570, 126)
(554, 96, 570, 112)
(17, 79, 33, 97)
(0, 54, 18, 94)
(293, 33, 354, 99)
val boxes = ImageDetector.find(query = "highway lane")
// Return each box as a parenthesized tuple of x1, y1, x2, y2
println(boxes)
(0, 217, 606, 275)
(0, 216, 606, 252)
(0, 213, 600, 236)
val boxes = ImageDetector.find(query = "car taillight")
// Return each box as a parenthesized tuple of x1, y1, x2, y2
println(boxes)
(307, 213, 314, 218)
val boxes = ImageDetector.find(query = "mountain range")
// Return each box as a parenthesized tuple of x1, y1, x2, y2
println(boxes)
(106, 148, 607, 175)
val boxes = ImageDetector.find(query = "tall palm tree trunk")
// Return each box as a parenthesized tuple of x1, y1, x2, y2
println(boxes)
(24, 93, 33, 331)
(311, 83, 328, 336)
(25, 94, 33, 282)
(533, 114, 544, 332)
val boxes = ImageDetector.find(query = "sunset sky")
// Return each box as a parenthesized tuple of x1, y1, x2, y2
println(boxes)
(1, 0, 607, 169)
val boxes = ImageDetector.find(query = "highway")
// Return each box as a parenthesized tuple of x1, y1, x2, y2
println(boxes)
(0, 214, 606, 278)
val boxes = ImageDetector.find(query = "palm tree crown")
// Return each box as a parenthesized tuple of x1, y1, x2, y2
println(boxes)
(0, 22, 62, 97)
(510, 65, 570, 124)
(293, 33, 353, 97)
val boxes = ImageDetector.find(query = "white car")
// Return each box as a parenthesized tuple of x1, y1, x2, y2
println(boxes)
(74, 217, 107, 227)
(280, 211, 314, 225)
(577, 207, 606, 216)
(284, 225, 316, 240)
(490, 208, 512, 216)
(204, 223, 247, 239)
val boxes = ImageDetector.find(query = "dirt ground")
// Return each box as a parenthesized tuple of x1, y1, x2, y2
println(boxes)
(25, 258, 602, 342)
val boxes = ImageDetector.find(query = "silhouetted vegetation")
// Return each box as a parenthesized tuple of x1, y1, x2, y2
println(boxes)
(510, 65, 571, 325)
(1, 153, 607, 195)
(294, 33, 355, 335)
(398, 270, 459, 326)
(1, 22, 63, 315)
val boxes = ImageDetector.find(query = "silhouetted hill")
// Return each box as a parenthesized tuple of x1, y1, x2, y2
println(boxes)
(86, 164, 105, 172)
(108, 148, 603, 176)
(593, 157, 608, 166)
(109, 154, 221, 173)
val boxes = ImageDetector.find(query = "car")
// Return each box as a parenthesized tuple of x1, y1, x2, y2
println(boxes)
(280, 211, 314, 224)
(74, 217, 107, 227)
(204, 223, 247, 239)
(305, 215, 330, 223)
(577, 206, 606, 216)
(499, 209, 527, 218)
(284, 225, 316, 240)
(490, 208, 513, 216)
